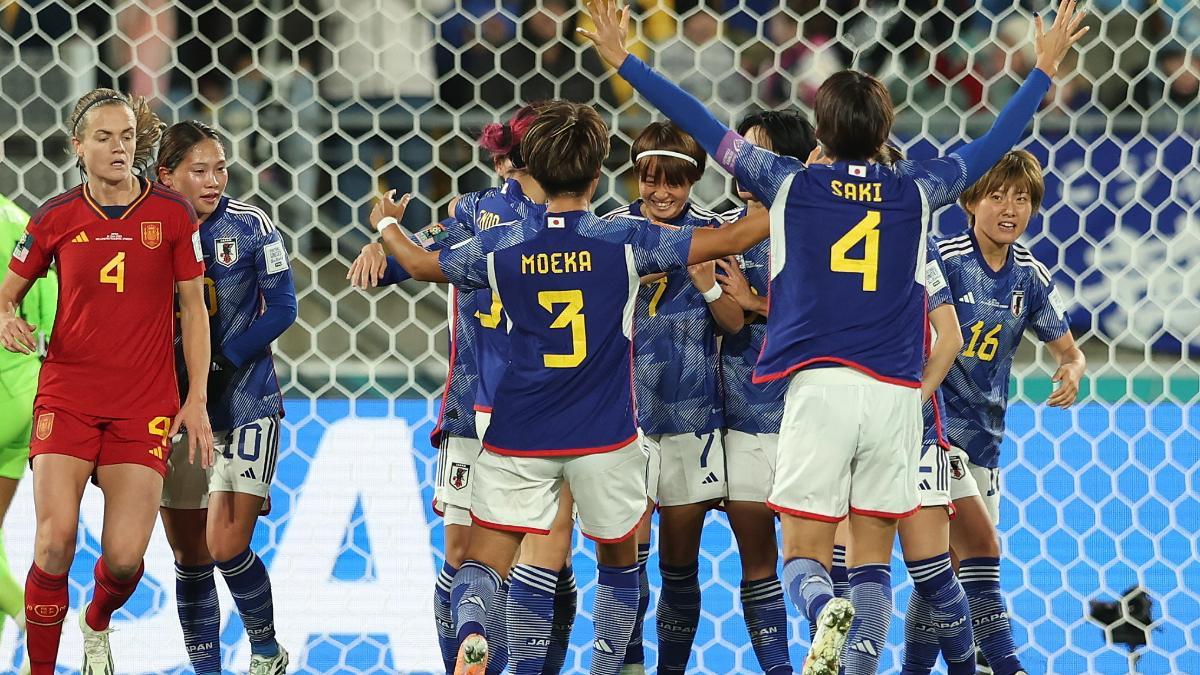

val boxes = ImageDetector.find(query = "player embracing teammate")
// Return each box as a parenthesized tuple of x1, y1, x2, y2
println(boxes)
(578, 0, 1087, 673)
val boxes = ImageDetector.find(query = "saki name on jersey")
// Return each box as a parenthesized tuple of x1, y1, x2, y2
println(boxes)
(437, 210, 692, 456)
(935, 230, 1070, 468)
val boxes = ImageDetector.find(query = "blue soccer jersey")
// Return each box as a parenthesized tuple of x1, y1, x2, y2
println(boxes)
(378, 217, 478, 445)
(613, 52, 1052, 388)
(718, 206, 787, 435)
(183, 197, 297, 431)
(922, 237, 954, 448)
(438, 210, 692, 455)
(936, 230, 1071, 468)
(603, 200, 724, 436)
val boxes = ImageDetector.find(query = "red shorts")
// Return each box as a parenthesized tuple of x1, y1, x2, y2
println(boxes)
(29, 407, 173, 477)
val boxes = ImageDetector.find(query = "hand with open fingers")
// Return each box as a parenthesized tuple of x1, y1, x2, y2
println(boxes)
(170, 398, 215, 468)
(577, 0, 632, 70)
(0, 302, 36, 354)
(1047, 363, 1083, 408)
(688, 259, 717, 291)
(369, 190, 413, 231)
(347, 242, 388, 288)
(806, 146, 832, 165)
(1033, 0, 1089, 78)
(715, 257, 754, 310)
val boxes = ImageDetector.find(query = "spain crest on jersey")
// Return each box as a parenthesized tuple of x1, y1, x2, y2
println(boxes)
(1010, 290, 1026, 317)
(35, 412, 54, 441)
(215, 237, 238, 267)
(141, 221, 162, 249)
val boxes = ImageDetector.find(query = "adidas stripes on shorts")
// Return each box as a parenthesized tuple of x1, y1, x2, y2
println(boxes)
(162, 415, 280, 509)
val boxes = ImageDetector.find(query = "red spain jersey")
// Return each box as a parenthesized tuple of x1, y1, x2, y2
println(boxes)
(8, 179, 204, 418)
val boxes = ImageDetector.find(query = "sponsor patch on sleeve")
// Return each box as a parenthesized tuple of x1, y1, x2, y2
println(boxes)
(263, 239, 289, 274)
(1049, 287, 1069, 318)
(12, 232, 32, 262)
(924, 259, 947, 295)
(191, 230, 203, 262)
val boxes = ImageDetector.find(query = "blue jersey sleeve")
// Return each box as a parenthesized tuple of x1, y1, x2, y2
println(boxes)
(902, 69, 1051, 210)
(454, 191, 481, 227)
(925, 238, 953, 311)
(221, 226, 298, 367)
(1027, 272, 1070, 343)
(717, 136, 806, 208)
(379, 218, 471, 286)
(438, 226, 514, 290)
(628, 220, 693, 276)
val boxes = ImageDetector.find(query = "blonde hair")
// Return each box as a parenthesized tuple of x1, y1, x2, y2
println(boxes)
(69, 88, 164, 174)
(959, 150, 1045, 224)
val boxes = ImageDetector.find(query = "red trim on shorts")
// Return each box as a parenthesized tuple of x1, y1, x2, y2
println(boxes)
(751, 356, 922, 389)
(483, 432, 638, 458)
(850, 502, 921, 519)
(431, 498, 444, 517)
(469, 512, 550, 536)
(766, 501, 846, 523)
(582, 518, 640, 544)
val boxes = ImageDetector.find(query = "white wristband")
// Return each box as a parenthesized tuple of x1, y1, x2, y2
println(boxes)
(375, 216, 399, 233)
(701, 283, 723, 303)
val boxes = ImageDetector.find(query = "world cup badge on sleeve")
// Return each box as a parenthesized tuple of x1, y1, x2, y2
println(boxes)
(1010, 290, 1026, 317)
(141, 221, 163, 249)
(35, 412, 54, 441)
(215, 237, 238, 267)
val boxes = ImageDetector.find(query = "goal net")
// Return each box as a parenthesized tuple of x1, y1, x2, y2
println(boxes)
(0, 0, 1196, 672)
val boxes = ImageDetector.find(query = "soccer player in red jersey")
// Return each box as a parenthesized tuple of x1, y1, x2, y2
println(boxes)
(0, 89, 215, 675)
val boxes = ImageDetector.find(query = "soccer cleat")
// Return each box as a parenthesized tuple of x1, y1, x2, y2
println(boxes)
(454, 633, 489, 675)
(250, 645, 290, 675)
(801, 597, 854, 675)
(619, 664, 646, 675)
(78, 604, 115, 675)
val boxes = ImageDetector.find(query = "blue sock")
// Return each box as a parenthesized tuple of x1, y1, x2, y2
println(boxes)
(544, 565, 577, 675)
(215, 548, 278, 657)
(740, 575, 792, 675)
(435, 562, 458, 674)
(624, 544, 650, 666)
(175, 563, 222, 675)
(485, 579, 511, 675)
(782, 557, 834, 625)
(960, 557, 1024, 675)
(450, 561, 501, 645)
(843, 564, 892, 675)
(909, 554, 975, 675)
(831, 545, 850, 598)
(593, 564, 640, 675)
(655, 562, 701, 674)
(506, 565, 556, 675)
(901, 590, 940, 675)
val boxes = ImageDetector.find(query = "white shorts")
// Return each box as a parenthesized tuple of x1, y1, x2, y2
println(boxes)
(470, 440, 648, 543)
(948, 447, 1001, 525)
(475, 411, 492, 440)
(917, 444, 953, 514)
(161, 415, 280, 510)
(769, 367, 921, 521)
(644, 430, 726, 507)
(725, 430, 778, 503)
(434, 434, 483, 528)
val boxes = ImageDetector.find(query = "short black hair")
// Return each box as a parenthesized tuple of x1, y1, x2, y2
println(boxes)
(736, 109, 817, 160)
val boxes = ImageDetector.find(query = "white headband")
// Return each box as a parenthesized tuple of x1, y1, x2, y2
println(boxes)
(634, 150, 698, 166)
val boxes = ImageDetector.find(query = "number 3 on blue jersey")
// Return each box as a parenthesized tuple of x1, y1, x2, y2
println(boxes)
(539, 289, 586, 367)
(830, 210, 881, 291)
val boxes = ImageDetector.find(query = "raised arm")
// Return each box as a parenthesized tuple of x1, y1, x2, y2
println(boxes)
(954, 0, 1089, 185)
(372, 190, 449, 283)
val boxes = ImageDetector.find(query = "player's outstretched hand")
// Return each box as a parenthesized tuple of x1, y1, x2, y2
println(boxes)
(578, 0, 631, 70)
(171, 397, 215, 468)
(715, 257, 753, 310)
(1033, 0, 1089, 78)
(0, 302, 36, 354)
(369, 189, 412, 231)
(348, 242, 388, 288)
(687, 259, 717, 291)
(1047, 361, 1083, 408)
